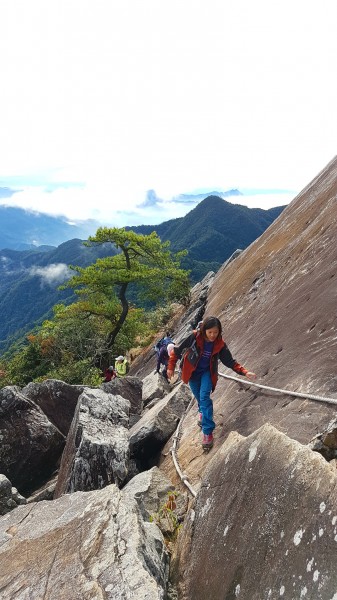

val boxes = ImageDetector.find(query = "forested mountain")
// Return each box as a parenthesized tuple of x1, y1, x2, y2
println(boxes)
(128, 196, 285, 280)
(0, 239, 117, 353)
(0, 196, 285, 354)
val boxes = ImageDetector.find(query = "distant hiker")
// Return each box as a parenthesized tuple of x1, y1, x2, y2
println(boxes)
(154, 331, 173, 357)
(155, 342, 175, 381)
(103, 366, 117, 382)
(114, 355, 129, 377)
(167, 316, 256, 450)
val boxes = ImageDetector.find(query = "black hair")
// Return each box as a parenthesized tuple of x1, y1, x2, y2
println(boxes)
(200, 316, 222, 338)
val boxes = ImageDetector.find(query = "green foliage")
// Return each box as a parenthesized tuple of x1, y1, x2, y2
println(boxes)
(0, 297, 180, 388)
(37, 359, 102, 386)
(65, 228, 190, 303)
(0, 228, 191, 385)
(61, 227, 190, 360)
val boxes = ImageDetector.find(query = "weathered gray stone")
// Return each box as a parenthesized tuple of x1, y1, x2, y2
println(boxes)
(54, 388, 130, 497)
(142, 371, 171, 406)
(101, 375, 143, 419)
(0, 485, 169, 599)
(172, 424, 337, 600)
(22, 379, 85, 436)
(0, 474, 26, 515)
(130, 383, 193, 464)
(123, 466, 174, 521)
(0, 386, 65, 494)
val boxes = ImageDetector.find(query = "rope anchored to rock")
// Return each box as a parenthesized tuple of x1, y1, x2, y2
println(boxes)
(218, 372, 337, 406)
(170, 373, 337, 498)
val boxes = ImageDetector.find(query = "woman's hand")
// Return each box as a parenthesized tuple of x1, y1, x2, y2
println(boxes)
(246, 371, 257, 381)
(167, 369, 174, 380)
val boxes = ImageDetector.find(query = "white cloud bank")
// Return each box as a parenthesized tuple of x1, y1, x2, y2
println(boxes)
(29, 264, 72, 285)
(0, 0, 336, 226)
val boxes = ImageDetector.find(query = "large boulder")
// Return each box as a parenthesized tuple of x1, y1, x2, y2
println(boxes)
(142, 371, 171, 407)
(0, 386, 65, 494)
(54, 388, 130, 498)
(101, 375, 143, 425)
(129, 383, 193, 469)
(22, 379, 85, 436)
(0, 484, 169, 599)
(172, 423, 337, 600)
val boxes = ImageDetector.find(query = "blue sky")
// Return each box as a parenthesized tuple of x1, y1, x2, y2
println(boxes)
(0, 0, 336, 227)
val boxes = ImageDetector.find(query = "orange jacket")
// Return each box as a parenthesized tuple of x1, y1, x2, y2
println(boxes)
(167, 331, 248, 391)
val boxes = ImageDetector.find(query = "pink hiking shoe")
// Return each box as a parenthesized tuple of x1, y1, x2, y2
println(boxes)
(197, 412, 202, 428)
(202, 433, 214, 449)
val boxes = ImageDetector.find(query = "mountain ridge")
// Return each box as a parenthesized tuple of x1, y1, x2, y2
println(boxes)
(0, 196, 284, 353)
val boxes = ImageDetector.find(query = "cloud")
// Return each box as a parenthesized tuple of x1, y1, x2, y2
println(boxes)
(138, 190, 163, 208)
(29, 263, 72, 285)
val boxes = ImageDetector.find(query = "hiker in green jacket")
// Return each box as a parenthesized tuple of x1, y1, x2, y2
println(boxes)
(114, 355, 129, 377)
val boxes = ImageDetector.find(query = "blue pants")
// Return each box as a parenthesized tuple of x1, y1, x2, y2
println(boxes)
(189, 370, 215, 435)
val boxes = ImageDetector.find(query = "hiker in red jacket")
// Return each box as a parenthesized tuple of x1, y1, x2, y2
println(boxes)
(167, 316, 256, 449)
(103, 366, 117, 382)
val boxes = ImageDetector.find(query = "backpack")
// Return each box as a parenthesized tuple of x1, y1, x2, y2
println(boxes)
(154, 336, 173, 356)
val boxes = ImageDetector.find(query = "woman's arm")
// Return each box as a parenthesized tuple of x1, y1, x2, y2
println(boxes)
(219, 345, 256, 380)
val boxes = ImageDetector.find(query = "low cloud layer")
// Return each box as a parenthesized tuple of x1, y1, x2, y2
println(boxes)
(29, 263, 72, 285)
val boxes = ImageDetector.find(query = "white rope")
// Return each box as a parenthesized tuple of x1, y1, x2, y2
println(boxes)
(170, 396, 197, 498)
(170, 373, 337, 499)
(219, 373, 337, 406)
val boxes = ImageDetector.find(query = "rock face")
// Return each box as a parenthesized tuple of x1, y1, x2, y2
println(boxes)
(54, 388, 130, 498)
(160, 156, 337, 492)
(123, 466, 174, 522)
(172, 424, 337, 600)
(0, 386, 65, 494)
(205, 156, 337, 442)
(0, 485, 169, 600)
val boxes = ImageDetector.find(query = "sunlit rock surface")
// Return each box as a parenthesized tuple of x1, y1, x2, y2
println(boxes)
(172, 424, 337, 600)
(0, 485, 169, 600)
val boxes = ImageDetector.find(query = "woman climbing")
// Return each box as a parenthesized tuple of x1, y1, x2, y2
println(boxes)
(166, 316, 256, 449)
